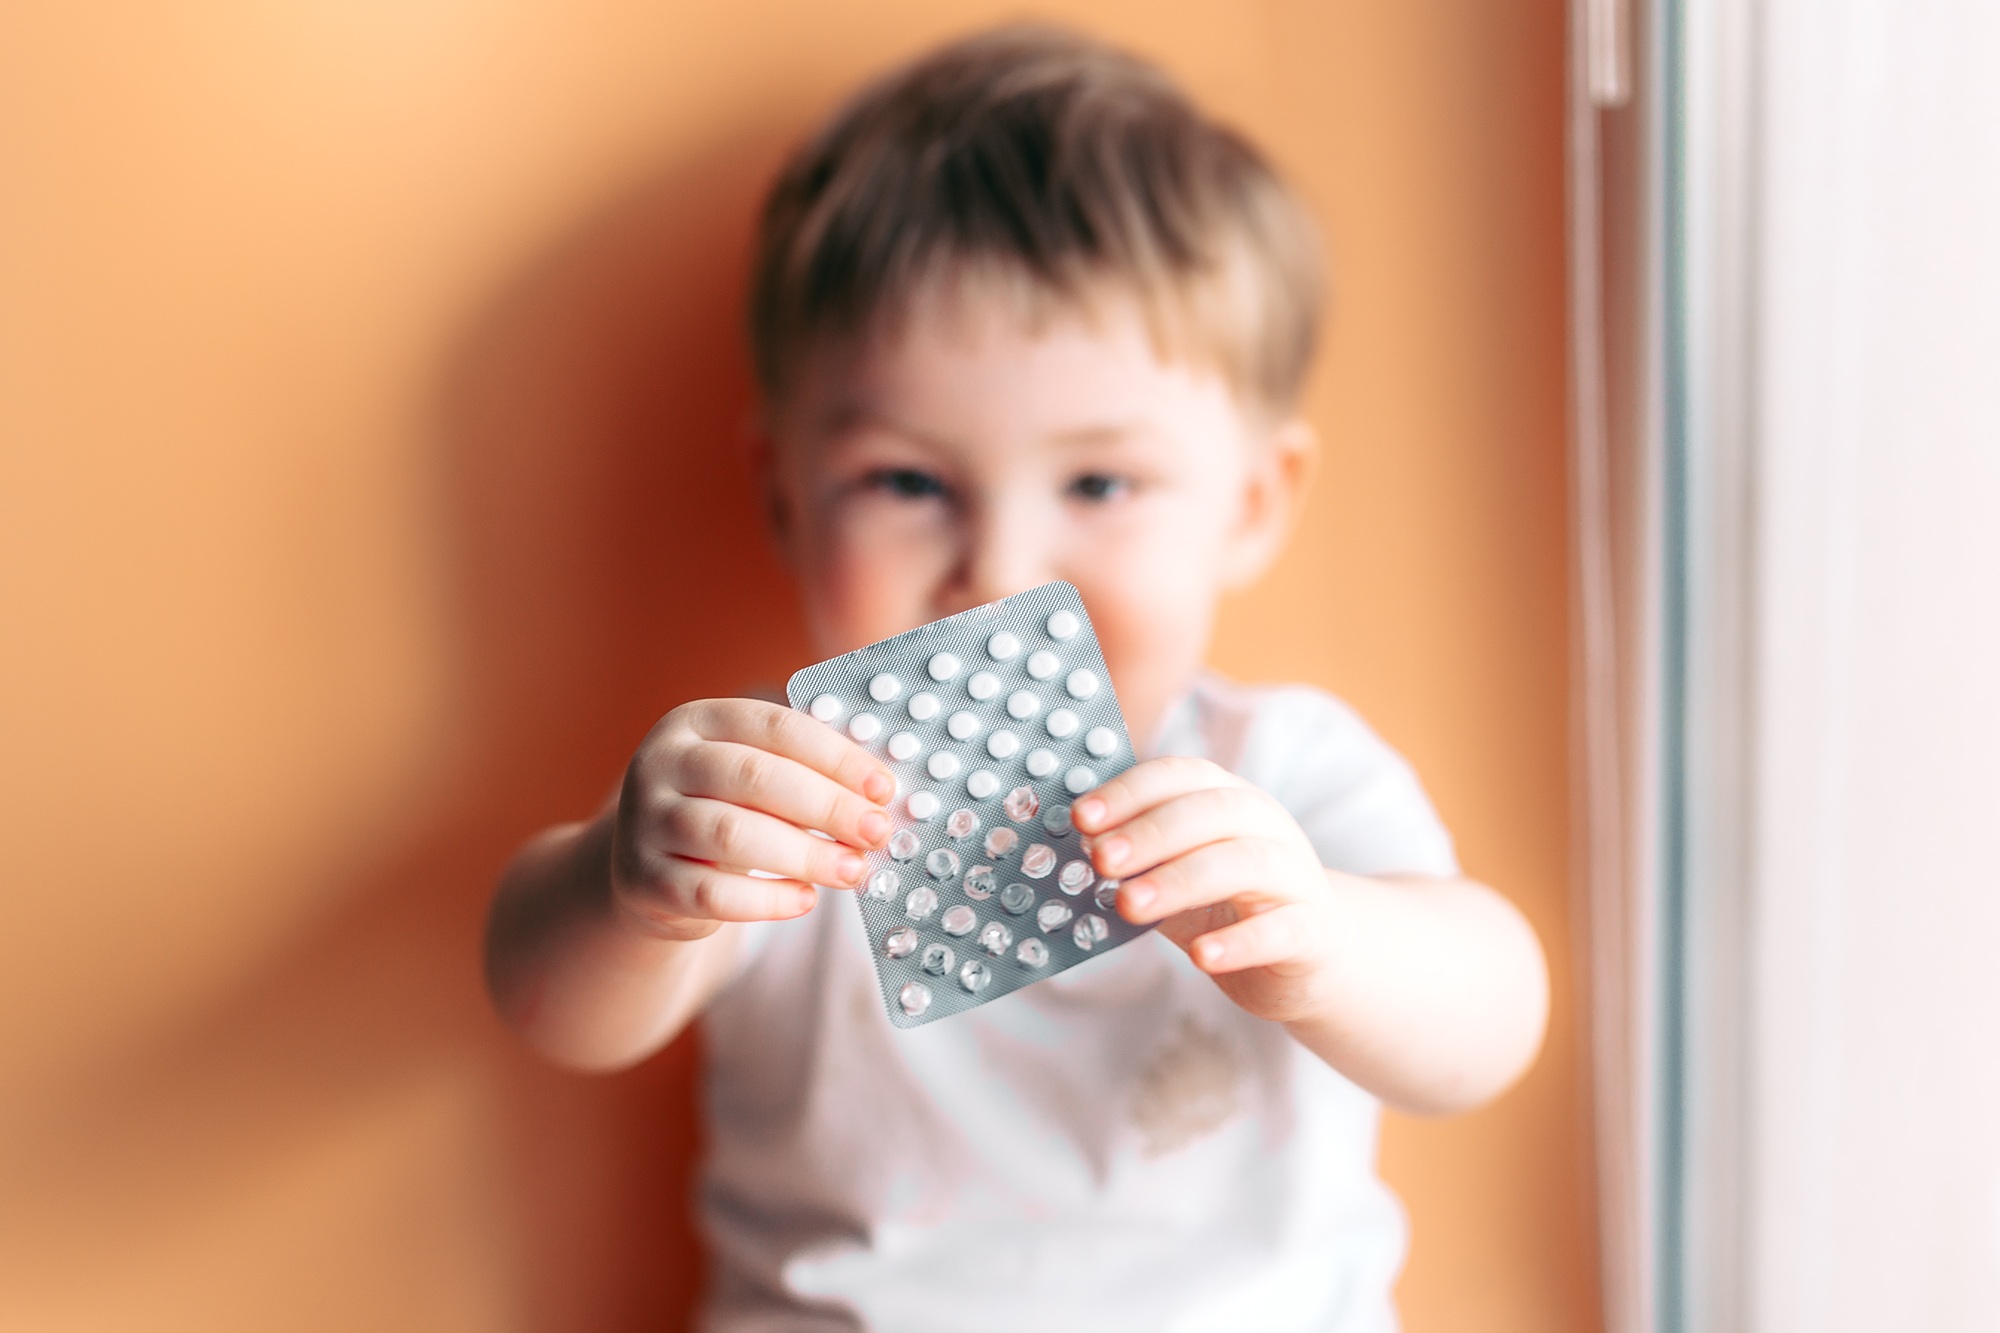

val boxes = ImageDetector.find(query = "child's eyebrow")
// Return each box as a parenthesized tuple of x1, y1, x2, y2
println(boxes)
(815, 404, 960, 452)
(1045, 421, 1158, 449)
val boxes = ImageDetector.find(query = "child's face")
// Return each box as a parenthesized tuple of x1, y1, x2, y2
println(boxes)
(761, 288, 1311, 745)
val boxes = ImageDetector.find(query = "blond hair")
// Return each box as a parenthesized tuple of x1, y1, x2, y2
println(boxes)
(747, 24, 1325, 418)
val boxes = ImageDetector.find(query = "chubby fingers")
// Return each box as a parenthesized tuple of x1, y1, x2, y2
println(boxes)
(616, 861, 820, 938)
(1070, 755, 1247, 838)
(1179, 901, 1325, 975)
(1085, 785, 1297, 886)
(671, 699, 895, 847)
(1114, 835, 1304, 925)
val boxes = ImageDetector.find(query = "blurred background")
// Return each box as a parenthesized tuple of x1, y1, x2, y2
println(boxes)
(0, 2, 1589, 1329)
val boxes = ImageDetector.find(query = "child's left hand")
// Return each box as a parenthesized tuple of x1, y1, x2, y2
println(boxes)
(1071, 756, 1342, 1027)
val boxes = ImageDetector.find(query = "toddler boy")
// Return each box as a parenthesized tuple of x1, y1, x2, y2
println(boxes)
(486, 25, 1548, 1332)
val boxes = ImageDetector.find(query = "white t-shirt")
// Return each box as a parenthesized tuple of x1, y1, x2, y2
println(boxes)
(698, 676, 1458, 1333)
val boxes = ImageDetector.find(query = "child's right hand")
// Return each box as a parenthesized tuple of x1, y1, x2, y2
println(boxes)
(608, 699, 897, 941)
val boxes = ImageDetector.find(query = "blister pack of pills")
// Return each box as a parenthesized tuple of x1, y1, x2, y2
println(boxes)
(787, 581, 1145, 1027)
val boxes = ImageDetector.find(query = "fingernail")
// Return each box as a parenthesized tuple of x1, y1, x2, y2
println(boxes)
(858, 810, 891, 845)
(836, 853, 866, 885)
(1075, 797, 1105, 827)
(863, 771, 895, 804)
(1097, 836, 1130, 872)
(1121, 882, 1154, 915)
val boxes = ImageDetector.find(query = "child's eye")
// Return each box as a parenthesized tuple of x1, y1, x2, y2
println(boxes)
(866, 468, 948, 500)
(1067, 473, 1131, 503)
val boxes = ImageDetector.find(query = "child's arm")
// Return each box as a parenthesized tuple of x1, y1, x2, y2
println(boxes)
(1072, 758, 1548, 1115)
(484, 700, 896, 1071)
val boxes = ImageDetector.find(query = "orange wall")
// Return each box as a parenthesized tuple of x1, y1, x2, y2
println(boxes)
(0, 2, 1593, 1329)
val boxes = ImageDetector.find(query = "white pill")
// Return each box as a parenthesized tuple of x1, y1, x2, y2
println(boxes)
(1026, 650, 1059, 680)
(899, 981, 932, 1016)
(1006, 690, 1040, 720)
(906, 790, 940, 820)
(906, 885, 939, 920)
(1047, 609, 1080, 640)
(1065, 668, 1099, 700)
(966, 769, 999, 800)
(1084, 725, 1118, 757)
(869, 673, 901, 702)
(907, 691, 940, 721)
(928, 750, 961, 780)
(810, 694, 843, 722)
(1045, 708, 1078, 739)
(987, 631, 1020, 660)
(959, 958, 991, 993)
(947, 710, 981, 741)
(1064, 765, 1098, 794)
(928, 652, 960, 681)
(967, 670, 1000, 701)
(986, 729, 1019, 759)
(848, 712, 882, 742)
(887, 731, 920, 761)
(1025, 748, 1058, 778)
(941, 904, 977, 936)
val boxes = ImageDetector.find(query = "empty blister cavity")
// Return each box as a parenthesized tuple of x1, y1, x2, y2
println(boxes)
(1016, 938, 1050, 968)
(941, 904, 977, 937)
(1041, 804, 1073, 835)
(810, 694, 843, 722)
(1021, 844, 1057, 879)
(869, 673, 902, 703)
(1084, 726, 1118, 758)
(1065, 668, 1099, 700)
(959, 959, 992, 993)
(920, 942, 955, 975)
(848, 713, 882, 742)
(1058, 860, 1094, 894)
(999, 882, 1035, 915)
(1094, 879, 1121, 911)
(986, 729, 1019, 759)
(967, 670, 1000, 701)
(1073, 914, 1109, 950)
(1003, 786, 1040, 822)
(947, 710, 981, 741)
(906, 692, 940, 721)
(964, 865, 996, 899)
(866, 868, 900, 902)
(1064, 766, 1098, 795)
(966, 770, 999, 800)
(899, 981, 932, 1016)
(887, 731, 920, 762)
(1037, 900, 1074, 933)
(927, 751, 960, 780)
(979, 920, 1013, 955)
(888, 830, 920, 861)
(1025, 748, 1058, 778)
(905, 885, 939, 920)
(926, 848, 960, 880)
(1045, 708, 1078, 739)
(1006, 689, 1039, 720)
(883, 926, 918, 958)
(906, 791, 940, 821)
(946, 808, 980, 839)
(1047, 609, 1080, 641)
(1026, 650, 1060, 680)
(987, 631, 1020, 660)
(928, 652, 960, 681)
(983, 827, 1018, 858)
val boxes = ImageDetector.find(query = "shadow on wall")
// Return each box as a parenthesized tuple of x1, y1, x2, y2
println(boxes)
(42, 132, 811, 1331)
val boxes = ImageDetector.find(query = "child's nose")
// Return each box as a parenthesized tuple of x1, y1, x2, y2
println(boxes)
(948, 506, 1052, 610)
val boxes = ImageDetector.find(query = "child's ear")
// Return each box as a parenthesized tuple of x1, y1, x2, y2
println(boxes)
(746, 421, 798, 564)
(1222, 415, 1318, 590)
